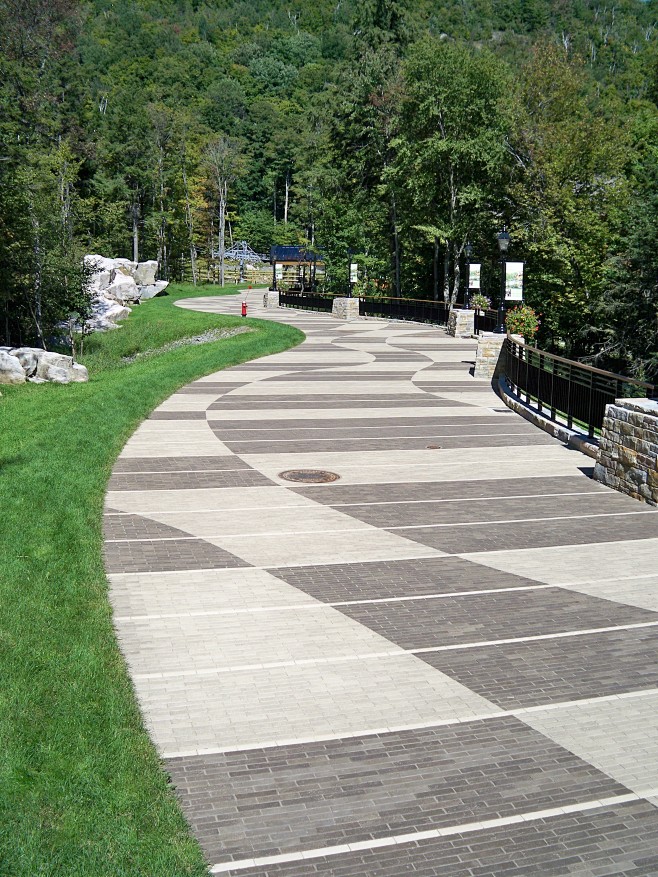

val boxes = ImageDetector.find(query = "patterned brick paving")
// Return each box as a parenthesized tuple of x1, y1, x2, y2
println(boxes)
(112, 456, 255, 473)
(108, 470, 276, 490)
(291, 474, 604, 504)
(165, 717, 625, 863)
(338, 587, 656, 649)
(104, 537, 250, 573)
(106, 295, 658, 876)
(391, 511, 658, 554)
(269, 556, 557, 602)
(421, 627, 658, 707)
(230, 803, 658, 876)
(221, 432, 556, 455)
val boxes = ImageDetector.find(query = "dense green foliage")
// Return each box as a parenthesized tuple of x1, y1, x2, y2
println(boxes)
(0, 285, 303, 876)
(2, 0, 658, 376)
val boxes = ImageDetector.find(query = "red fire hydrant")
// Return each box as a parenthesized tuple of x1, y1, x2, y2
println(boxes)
(241, 300, 247, 317)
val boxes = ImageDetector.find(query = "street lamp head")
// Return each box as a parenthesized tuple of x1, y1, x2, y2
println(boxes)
(497, 229, 511, 254)
(464, 242, 473, 259)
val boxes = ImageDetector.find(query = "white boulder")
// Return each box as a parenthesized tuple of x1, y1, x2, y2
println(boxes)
(134, 260, 158, 286)
(139, 280, 169, 300)
(87, 298, 131, 332)
(114, 258, 138, 277)
(0, 350, 26, 384)
(11, 347, 41, 378)
(35, 351, 88, 383)
(106, 274, 140, 304)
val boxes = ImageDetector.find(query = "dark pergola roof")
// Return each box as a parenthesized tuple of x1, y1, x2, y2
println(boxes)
(270, 245, 323, 263)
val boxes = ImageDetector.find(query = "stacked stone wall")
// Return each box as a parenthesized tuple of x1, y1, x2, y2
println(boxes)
(594, 398, 658, 506)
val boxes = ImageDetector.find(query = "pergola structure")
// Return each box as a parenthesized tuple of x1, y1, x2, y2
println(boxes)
(270, 245, 324, 292)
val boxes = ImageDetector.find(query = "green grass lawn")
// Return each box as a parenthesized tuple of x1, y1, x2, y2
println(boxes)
(0, 283, 303, 876)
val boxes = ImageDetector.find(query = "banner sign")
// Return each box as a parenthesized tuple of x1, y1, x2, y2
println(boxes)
(505, 261, 524, 301)
(350, 263, 358, 284)
(275, 264, 283, 279)
(468, 263, 481, 289)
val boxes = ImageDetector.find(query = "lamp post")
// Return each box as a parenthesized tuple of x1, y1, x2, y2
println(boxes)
(347, 248, 355, 298)
(494, 229, 510, 333)
(464, 242, 473, 310)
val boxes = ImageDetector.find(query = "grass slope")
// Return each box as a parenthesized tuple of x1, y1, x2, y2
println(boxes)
(0, 284, 303, 876)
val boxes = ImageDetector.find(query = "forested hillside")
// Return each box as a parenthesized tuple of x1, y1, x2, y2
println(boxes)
(2, 0, 658, 377)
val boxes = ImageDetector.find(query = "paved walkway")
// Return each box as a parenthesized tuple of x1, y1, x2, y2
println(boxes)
(105, 293, 658, 875)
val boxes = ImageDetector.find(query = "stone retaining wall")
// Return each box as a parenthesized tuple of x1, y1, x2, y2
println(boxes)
(447, 309, 475, 338)
(594, 398, 658, 506)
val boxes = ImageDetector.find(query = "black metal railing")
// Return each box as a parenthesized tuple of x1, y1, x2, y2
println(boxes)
(278, 291, 336, 312)
(474, 308, 498, 334)
(505, 337, 656, 438)
(359, 296, 450, 325)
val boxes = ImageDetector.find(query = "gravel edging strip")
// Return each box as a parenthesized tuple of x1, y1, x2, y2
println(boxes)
(121, 326, 253, 364)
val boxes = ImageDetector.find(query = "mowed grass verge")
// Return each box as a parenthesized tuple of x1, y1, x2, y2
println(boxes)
(0, 284, 303, 876)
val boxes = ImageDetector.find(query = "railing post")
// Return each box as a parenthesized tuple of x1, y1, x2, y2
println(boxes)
(587, 369, 595, 437)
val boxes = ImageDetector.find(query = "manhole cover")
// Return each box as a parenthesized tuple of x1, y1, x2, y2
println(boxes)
(426, 445, 441, 449)
(279, 469, 340, 484)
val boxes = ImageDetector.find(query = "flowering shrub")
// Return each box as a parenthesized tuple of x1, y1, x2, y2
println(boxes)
(505, 304, 540, 339)
(471, 293, 491, 310)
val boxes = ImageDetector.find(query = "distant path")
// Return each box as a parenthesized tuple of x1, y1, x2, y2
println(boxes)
(105, 292, 658, 875)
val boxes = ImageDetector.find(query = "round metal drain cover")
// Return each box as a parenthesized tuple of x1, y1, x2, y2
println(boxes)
(426, 445, 442, 449)
(279, 469, 340, 484)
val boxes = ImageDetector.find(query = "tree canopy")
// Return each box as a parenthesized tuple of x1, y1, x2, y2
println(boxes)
(1, 0, 658, 378)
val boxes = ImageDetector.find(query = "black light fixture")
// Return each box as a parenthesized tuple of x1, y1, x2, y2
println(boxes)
(464, 242, 473, 310)
(494, 229, 510, 333)
(497, 229, 511, 255)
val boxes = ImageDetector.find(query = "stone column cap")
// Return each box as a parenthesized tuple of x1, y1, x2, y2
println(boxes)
(613, 398, 658, 415)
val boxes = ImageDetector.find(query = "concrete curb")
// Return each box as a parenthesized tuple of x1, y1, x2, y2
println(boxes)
(498, 375, 599, 460)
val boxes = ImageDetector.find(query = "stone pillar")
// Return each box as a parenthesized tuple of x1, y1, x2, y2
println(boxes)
(594, 398, 658, 506)
(263, 290, 280, 308)
(447, 308, 475, 338)
(331, 297, 360, 320)
(474, 333, 523, 380)
(474, 333, 506, 380)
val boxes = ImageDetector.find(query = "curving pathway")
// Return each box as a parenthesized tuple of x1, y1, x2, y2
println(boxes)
(105, 292, 658, 875)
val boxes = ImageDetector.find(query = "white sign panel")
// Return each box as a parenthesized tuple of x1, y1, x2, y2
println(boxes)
(275, 264, 283, 279)
(350, 263, 358, 284)
(468, 263, 481, 289)
(505, 261, 524, 301)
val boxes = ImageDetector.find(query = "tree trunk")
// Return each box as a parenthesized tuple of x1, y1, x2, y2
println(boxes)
(443, 245, 450, 304)
(132, 199, 139, 263)
(450, 241, 461, 308)
(391, 193, 400, 297)
(181, 156, 197, 286)
(284, 170, 290, 224)
(219, 186, 226, 288)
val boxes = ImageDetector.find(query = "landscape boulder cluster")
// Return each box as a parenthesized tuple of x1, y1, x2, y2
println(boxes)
(0, 256, 169, 385)
(85, 255, 169, 331)
(0, 348, 89, 385)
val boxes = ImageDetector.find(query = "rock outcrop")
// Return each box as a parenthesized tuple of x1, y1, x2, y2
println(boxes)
(0, 347, 89, 385)
(85, 255, 169, 330)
